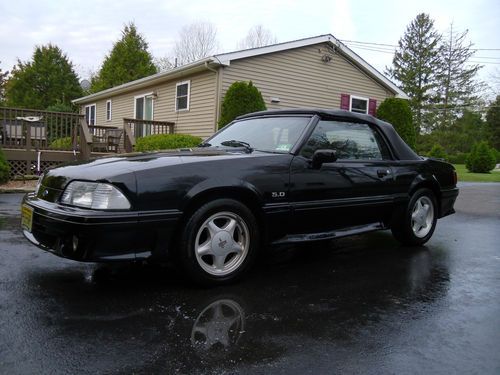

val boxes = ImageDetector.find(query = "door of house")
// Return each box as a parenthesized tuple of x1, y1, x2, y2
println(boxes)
(135, 94, 154, 137)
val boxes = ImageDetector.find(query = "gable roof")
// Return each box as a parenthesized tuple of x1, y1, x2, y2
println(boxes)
(73, 34, 407, 104)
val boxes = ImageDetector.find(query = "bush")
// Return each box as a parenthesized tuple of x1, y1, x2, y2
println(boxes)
(50, 136, 76, 150)
(494, 148, 500, 163)
(466, 141, 496, 173)
(135, 134, 202, 152)
(0, 147, 10, 183)
(447, 152, 468, 164)
(218, 81, 266, 129)
(376, 98, 416, 149)
(428, 144, 447, 160)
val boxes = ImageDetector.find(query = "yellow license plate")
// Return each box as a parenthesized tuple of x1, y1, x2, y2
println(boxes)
(21, 204, 34, 232)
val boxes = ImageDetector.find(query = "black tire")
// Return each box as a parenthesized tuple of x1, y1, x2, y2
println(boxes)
(391, 188, 438, 246)
(178, 199, 259, 285)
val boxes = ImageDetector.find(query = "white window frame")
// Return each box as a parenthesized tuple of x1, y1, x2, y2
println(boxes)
(106, 100, 112, 121)
(84, 103, 96, 126)
(175, 80, 191, 112)
(134, 92, 155, 120)
(349, 95, 369, 114)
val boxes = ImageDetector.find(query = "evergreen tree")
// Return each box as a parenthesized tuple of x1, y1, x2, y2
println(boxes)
(435, 24, 483, 129)
(376, 98, 415, 149)
(4, 45, 82, 109)
(91, 23, 157, 93)
(386, 13, 441, 133)
(218, 81, 266, 129)
(0, 63, 8, 106)
(486, 95, 500, 150)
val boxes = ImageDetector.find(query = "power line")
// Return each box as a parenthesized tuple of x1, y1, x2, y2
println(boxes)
(340, 39, 500, 51)
(342, 43, 500, 64)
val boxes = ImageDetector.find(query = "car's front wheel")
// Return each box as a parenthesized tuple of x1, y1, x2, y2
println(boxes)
(178, 199, 259, 285)
(391, 188, 438, 246)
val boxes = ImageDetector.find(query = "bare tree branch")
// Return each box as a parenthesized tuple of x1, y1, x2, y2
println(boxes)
(173, 21, 219, 65)
(237, 25, 278, 49)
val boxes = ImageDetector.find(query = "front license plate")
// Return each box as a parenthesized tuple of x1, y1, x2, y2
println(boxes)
(21, 204, 34, 232)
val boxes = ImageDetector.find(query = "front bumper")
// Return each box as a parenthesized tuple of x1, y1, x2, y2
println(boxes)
(22, 193, 182, 262)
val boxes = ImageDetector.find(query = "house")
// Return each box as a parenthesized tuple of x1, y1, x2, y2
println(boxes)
(72, 34, 407, 140)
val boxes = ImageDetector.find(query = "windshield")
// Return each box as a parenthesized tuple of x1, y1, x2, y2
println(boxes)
(206, 116, 312, 153)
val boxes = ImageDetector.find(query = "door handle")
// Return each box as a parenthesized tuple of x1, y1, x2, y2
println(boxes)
(377, 169, 391, 178)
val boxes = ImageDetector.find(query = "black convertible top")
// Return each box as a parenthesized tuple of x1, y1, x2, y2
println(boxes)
(237, 109, 421, 161)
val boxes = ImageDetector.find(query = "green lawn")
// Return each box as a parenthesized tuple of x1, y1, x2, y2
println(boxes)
(454, 164, 500, 183)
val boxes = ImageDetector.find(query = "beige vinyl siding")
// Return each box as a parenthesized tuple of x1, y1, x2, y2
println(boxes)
(81, 70, 217, 138)
(220, 43, 394, 113)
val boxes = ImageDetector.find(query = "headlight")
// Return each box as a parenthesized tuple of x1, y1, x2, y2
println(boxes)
(61, 181, 131, 210)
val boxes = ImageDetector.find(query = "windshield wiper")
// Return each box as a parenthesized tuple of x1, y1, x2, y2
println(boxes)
(220, 140, 253, 153)
(198, 142, 211, 147)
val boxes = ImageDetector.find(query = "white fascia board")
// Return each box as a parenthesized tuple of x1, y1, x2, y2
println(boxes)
(214, 34, 337, 65)
(73, 57, 216, 104)
(335, 41, 409, 99)
(215, 34, 408, 100)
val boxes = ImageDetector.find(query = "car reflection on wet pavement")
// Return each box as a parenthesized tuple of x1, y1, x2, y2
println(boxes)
(0, 183, 499, 374)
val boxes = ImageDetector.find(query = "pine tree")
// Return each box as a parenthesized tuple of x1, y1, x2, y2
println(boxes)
(91, 23, 157, 93)
(4, 45, 82, 109)
(486, 95, 500, 150)
(386, 13, 441, 133)
(435, 24, 483, 129)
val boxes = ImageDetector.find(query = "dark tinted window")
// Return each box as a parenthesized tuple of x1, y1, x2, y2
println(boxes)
(301, 120, 390, 160)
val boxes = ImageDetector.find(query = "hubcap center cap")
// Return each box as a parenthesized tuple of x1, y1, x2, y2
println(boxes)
(211, 231, 233, 256)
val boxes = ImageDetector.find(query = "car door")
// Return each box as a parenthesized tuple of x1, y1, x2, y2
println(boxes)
(289, 119, 396, 234)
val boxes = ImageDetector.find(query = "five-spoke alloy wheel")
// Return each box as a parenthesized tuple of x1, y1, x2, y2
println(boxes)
(392, 188, 438, 246)
(179, 199, 259, 285)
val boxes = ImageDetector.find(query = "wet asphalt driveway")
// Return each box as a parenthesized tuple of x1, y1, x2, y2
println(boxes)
(1, 183, 499, 374)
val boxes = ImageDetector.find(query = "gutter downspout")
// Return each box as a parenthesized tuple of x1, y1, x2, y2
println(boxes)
(205, 61, 222, 133)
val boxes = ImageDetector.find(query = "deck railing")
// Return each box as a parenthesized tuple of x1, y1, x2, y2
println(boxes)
(0, 107, 82, 151)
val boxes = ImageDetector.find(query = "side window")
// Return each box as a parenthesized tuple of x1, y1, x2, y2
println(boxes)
(301, 120, 391, 160)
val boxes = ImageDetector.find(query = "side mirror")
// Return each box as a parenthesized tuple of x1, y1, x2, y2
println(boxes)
(311, 149, 337, 169)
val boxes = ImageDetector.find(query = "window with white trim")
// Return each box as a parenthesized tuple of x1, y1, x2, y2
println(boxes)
(106, 100, 112, 121)
(349, 96, 368, 114)
(175, 80, 190, 111)
(84, 104, 96, 125)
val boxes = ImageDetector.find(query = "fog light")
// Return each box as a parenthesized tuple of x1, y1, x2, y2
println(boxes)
(72, 235, 79, 252)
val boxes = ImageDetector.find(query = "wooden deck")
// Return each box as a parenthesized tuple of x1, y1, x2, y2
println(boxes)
(1, 107, 175, 177)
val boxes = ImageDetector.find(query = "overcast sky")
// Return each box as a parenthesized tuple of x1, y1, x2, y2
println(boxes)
(0, 0, 498, 94)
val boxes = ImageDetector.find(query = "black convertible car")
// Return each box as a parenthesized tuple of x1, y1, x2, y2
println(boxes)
(21, 109, 458, 284)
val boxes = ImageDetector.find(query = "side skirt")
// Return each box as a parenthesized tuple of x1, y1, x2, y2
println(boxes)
(271, 222, 387, 245)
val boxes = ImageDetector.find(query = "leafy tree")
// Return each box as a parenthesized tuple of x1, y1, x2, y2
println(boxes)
(386, 13, 441, 133)
(218, 81, 266, 129)
(173, 22, 219, 66)
(486, 95, 500, 150)
(466, 141, 496, 173)
(4, 45, 82, 109)
(376, 98, 415, 149)
(434, 24, 483, 129)
(428, 144, 447, 160)
(91, 23, 157, 93)
(416, 110, 487, 156)
(0, 63, 8, 106)
(238, 25, 278, 49)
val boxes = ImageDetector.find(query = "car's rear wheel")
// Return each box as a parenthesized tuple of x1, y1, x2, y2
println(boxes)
(391, 188, 437, 246)
(178, 199, 259, 285)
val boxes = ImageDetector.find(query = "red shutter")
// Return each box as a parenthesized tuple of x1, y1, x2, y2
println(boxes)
(340, 94, 350, 110)
(368, 99, 377, 116)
